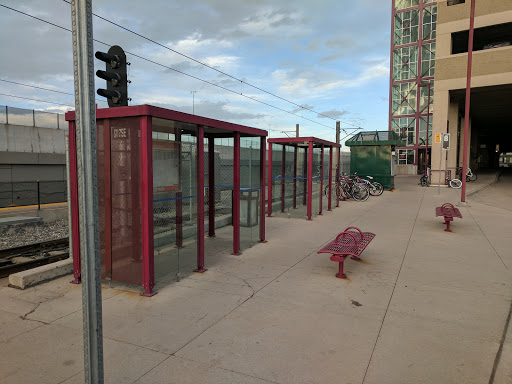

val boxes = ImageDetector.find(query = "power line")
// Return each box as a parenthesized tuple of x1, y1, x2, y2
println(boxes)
(0, 3, 351, 131)
(0, 79, 108, 104)
(60, 0, 361, 127)
(0, 93, 74, 107)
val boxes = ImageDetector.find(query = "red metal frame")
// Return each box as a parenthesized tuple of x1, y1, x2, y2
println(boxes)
(259, 136, 266, 242)
(319, 145, 324, 215)
(293, 147, 297, 209)
(281, 145, 285, 212)
(69, 121, 81, 284)
(175, 129, 183, 248)
(232, 132, 241, 255)
(267, 143, 272, 217)
(103, 119, 112, 278)
(328, 147, 332, 211)
(461, 0, 475, 203)
(336, 148, 340, 208)
(195, 125, 207, 272)
(140, 116, 155, 296)
(307, 141, 313, 220)
(208, 136, 215, 237)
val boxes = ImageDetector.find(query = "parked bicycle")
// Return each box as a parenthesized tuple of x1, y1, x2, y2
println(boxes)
(466, 167, 477, 182)
(351, 173, 383, 196)
(446, 173, 462, 189)
(420, 167, 431, 187)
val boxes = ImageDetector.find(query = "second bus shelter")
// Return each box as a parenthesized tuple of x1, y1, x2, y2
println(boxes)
(267, 137, 341, 220)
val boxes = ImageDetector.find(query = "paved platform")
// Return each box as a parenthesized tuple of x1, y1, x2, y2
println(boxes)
(0, 174, 510, 384)
(0, 216, 42, 227)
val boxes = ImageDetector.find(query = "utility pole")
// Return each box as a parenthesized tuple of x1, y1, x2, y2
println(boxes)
(336, 121, 341, 177)
(190, 91, 196, 115)
(70, 1, 104, 383)
(336, 121, 340, 145)
(296, 124, 299, 137)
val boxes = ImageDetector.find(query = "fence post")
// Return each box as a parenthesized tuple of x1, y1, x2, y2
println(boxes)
(37, 180, 40, 210)
(5, 106, 8, 125)
(33, 110, 36, 127)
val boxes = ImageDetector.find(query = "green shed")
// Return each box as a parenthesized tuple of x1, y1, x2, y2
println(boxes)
(345, 131, 404, 190)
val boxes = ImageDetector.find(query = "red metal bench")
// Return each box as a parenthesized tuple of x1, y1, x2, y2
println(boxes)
(317, 226, 376, 279)
(435, 203, 462, 232)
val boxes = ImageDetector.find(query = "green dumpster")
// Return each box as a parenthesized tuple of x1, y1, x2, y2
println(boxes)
(345, 131, 404, 190)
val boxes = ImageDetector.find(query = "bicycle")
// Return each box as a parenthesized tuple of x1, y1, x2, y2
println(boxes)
(352, 173, 383, 196)
(466, 167, 477, 182)
(420, 167, 430, 187)
(337, 173, 370, 202)
(446, 173, 462, 189)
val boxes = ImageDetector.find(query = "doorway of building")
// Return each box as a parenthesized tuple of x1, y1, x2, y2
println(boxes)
(417, 148, 430, 175)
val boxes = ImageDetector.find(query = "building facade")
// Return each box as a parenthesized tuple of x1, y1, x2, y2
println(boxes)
(390, 0, 512, 179)
(431, 0, 512, 183)
(389, 0, 437, 175)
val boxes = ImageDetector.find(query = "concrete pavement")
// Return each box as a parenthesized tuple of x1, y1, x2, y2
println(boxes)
(0, 174, 510, 384)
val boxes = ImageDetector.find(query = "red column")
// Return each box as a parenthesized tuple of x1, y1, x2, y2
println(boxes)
(140, 116, 155, 296)
(319, 144, 324, 215)
(208, 137, 215, 237)
(194, 125, 207, 272)
(281, 145, 285, 212)
(69, 121, 81, 284)
(293, 147, 297, 209)
(104, 119, 112, 278)
(232, 132, 241, 255)
(303, 148, 307, 206)
(267, 143, 272, 217)
(175, 129, 183, 248)
(259, 136, 266, 243)
(336, 148, 341, 207)
(307, 141, 313, 220)
(328, 147, 333, 211)
(461, 0, 476, 203)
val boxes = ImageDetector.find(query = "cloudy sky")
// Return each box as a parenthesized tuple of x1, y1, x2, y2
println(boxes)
(0, 0, 391, 143)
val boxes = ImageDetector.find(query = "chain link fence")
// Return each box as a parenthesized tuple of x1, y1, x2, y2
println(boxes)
(0, 181, 67, 208)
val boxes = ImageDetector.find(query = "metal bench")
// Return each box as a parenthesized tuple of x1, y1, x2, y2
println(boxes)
(435, 203, 462, 232)
(317, 226, 376, 279)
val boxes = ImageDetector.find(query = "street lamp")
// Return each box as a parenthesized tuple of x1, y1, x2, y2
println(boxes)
(190, 90, 196, 115)
(418, 82, 432, 180)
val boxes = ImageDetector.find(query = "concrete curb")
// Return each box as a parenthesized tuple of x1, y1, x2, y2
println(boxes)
(8, 257, 72, 290)
(466, 170, 503, 197)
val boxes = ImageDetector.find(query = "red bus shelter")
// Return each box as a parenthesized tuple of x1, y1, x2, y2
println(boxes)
(66, 105, 267, 296)
(267, 137, 341, 220)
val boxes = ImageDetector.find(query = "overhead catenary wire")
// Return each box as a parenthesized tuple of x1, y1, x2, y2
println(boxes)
(0, 3, 340, 131)
(0, 79, 108, 104)
(60, 0, 361, 127)
(0, 93, 74, 107)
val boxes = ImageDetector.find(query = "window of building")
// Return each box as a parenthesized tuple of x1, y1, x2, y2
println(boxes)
(392, 117, 416, 146)
(392, 82, 417, 116)
(422, 5, 437, 41)
(419, 81, 434, 113)
(395, 0, 419, 11)
(452, 22, 512, 54)
(447, 0, 465, 5)
(419, 117, 432, 146)
(423, 0, 436, 4)
(393, 46, 418, 80)
(421, 43, 436, 77)
(394, 10, 419, 46)
(397, 149, 415, 165)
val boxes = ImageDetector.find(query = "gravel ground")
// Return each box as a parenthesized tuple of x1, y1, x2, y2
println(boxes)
(0, 219, 69, 250)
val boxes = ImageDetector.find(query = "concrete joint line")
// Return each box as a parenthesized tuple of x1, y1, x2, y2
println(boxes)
(488, 299, 512, 384)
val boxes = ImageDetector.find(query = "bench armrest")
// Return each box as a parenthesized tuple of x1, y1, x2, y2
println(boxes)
(335, 231, 358, 245)
(343, 226, 364, 240)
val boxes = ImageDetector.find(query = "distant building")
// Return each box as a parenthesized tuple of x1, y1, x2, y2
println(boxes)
(389, 0, 512, 177)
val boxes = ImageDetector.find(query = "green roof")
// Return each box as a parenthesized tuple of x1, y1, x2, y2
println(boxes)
(345, 131, 404, 147)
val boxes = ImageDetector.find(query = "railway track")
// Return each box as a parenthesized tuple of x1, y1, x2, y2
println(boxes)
(0, 237, 69, 278)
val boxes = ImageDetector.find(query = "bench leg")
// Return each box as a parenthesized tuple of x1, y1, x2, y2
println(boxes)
(335, 259, 347, 279)
(444, 220, 452, 232)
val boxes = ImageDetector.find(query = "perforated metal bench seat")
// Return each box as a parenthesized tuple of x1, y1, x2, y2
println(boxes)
(317, 227, 376, 279)
(435, 203, 462, 232)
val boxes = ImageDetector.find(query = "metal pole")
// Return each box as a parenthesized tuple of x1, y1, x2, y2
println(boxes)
(5, 106, 8, 125)
(319, 145, 324, 215)
(65, 132, 73, 265)
(461, 0, 475, 203)
(438, 141, 443, 195)
(328, 147, 332, 211)
(267, 143, 272, 217)
(208, 137, 215, 237)
(296, 124, 299, 137)
(307, 141, 313, 220)
(194, 126, 207, 271)
(259, 136, 266, 242)
(425, 83, 431, 179)
(281, 145, 285, 213)
(190, 91, 196, 115)
(37, 180, 40, 210)
(336, 122, 340, 146)
(70, 0, 103, 383)
(232, 132, 241, 255)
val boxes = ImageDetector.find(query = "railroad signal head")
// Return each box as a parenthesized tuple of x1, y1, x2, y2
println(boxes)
(95, 45, 130, 107)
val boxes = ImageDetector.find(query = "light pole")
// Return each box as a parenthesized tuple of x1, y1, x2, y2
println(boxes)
(419, 82, 431, 180)
(190, 91, 196, 115)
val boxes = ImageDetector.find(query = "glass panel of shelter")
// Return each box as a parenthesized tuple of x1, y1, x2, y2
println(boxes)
(240, 137, 261, 252)
(151, 118, 197, 284)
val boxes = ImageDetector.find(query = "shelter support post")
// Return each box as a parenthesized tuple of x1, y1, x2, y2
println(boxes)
(281, 145, 285, 212)
(293, 147, 297, 208)
(307, 141, 313, 220)
(141, 116, 155, 296)
(194, 125, 207, 272)
(267, 143, 272, 217)
(176, 129, 183, 248)
(259, 137, 266, 242)
(232, 132, 241, 255)
(319, 145, 324, 215)
(208, 137, 215, 237)
(69, 121, 81, 284)
(337, 148, 341, 207)
(328, 146, 332, 211)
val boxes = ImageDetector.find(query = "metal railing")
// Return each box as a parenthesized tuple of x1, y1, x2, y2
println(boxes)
(0, 181, 67, 209)
(0, 105, 67, 129)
